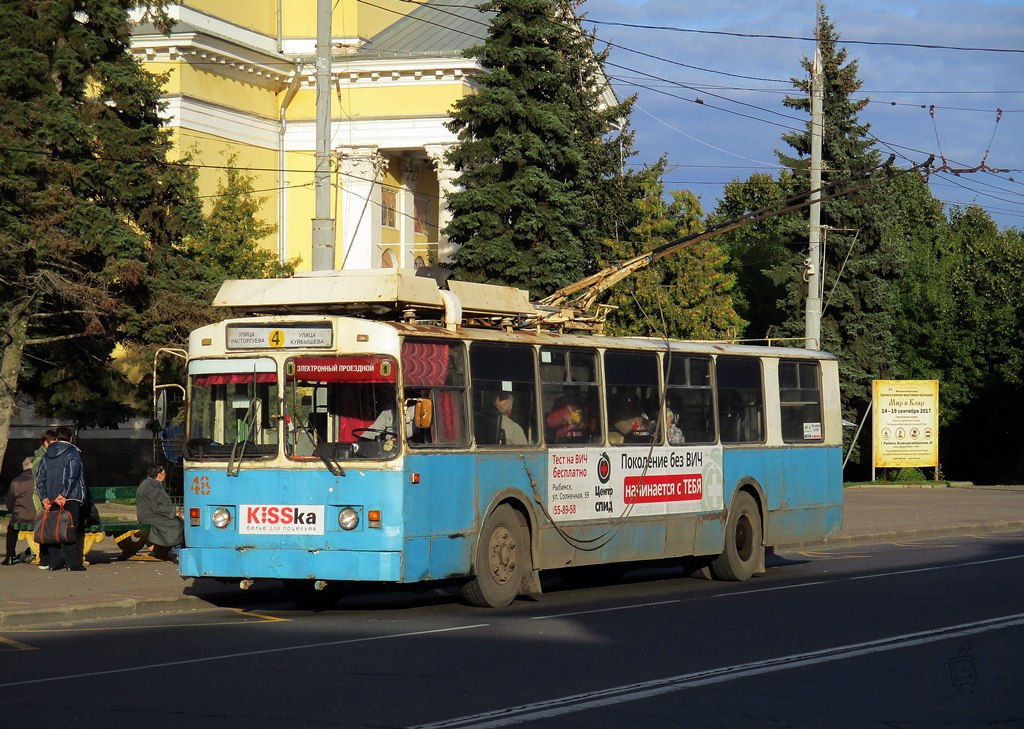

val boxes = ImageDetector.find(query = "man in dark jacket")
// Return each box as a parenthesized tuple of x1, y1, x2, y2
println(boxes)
(136, 464, 184, 560)
(35, 426, 87, 571)
(3, 457, 36, 565)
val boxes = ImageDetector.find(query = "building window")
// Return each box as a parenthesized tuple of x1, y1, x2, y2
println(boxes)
(413, 194, 429, 235)
(381, 187, 398, 229)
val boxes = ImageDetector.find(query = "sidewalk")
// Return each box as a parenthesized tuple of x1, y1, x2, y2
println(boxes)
(3, 485, 1023, 628)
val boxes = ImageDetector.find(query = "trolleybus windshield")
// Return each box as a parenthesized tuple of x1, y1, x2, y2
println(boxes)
(284, 354, 400, 461)
(186, 357, 279, 460)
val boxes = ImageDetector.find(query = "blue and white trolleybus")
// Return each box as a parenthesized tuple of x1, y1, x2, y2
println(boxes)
(178, 269, 843, 607)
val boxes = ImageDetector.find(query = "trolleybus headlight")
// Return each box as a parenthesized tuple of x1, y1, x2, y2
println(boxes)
(212, 507, 232, 529)
(338, 507, 359, 531)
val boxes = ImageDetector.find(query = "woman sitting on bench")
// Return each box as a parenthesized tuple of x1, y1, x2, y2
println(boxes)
(136, 465, 184, 561)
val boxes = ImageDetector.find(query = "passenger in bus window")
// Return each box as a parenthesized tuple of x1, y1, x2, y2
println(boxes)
(612, 395, 653, 443)
(667, 395, 686, 445)
(545, 397, 585, 443)
(494, 393, 527, 445)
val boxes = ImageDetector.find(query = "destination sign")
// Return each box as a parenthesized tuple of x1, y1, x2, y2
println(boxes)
(226, 324, 333, 350)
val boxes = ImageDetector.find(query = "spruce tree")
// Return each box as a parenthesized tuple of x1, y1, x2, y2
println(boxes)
(771, 6, 903, 431)
(0, 1, 201, 467)
(445, 0, 634, 298)
(710, 4, 924, 472)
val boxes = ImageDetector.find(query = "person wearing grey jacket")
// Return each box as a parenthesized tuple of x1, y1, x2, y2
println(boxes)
(136, 464, 184, 560)
(35, 426, 86, 571)
(3, 457, 37, 565)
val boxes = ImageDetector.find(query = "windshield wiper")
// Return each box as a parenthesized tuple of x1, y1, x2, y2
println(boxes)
(313, 442, 346, 477)
(227, 396, 261, 477)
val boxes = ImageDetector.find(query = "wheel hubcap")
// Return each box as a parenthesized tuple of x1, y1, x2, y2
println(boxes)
(489, 526, 516, 584)
(736, 515, 753, 560)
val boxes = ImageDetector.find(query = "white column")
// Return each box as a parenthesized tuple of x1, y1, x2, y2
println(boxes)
(338, 145, 387, 270)
(424, 143, 459, 264)
(402, 158, 424, 269)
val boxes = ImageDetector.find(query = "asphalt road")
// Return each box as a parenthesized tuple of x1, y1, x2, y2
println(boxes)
(2, 531, 1022, 729)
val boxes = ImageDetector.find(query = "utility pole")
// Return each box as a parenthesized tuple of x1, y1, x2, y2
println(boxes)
(804, 43, 824, 350)
(311, 0, 335, 270)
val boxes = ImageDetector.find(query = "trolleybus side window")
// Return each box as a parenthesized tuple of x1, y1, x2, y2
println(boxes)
(779, 360, 823, 442)
(187, 358, 279, 460)
(664, 354, 715, 445)
(605, 351, 660, 445)
(540, 347, 601, 445)
(283, 355, 400, 460)
(402, 339, 469, 447)
(469, 343, 538, 446)
(716, 356, 765, 444)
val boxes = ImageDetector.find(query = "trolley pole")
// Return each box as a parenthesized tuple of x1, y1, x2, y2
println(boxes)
(804, 45, 824, 350)
(311, 0, 335, 271)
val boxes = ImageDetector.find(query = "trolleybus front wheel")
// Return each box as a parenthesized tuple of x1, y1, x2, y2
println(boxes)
(709, 491, 763, 581)
(462, 504, 530, 608)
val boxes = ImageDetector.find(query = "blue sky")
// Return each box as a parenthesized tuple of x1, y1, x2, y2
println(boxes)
(582, 0, 1024, 229)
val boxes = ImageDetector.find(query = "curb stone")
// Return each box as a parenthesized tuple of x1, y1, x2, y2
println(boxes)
(0, 595, 213, 630)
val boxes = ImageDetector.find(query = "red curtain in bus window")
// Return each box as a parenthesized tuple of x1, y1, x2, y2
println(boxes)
(402, 342, 448, 386)
(193, 373, 277, 387)
(434, 391, 461, 443)
(338, 414, 374, 442)
(402, 341, 462, 443)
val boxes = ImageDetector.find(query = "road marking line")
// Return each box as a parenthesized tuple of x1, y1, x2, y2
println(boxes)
(410, 612, 1024, 729)
(1, 610, 288, 634)
(794, 550, 870, 558)
(531, 600, 680, 620)
(887, 541, 957, 548)
(0, 623, 488, 689)
(847, 553, 1024, 581)
(228, 607, 289, 623)
(0, 635, 36, 651)
(711, 553, 1024, 599)
(712, 581, 827, 597)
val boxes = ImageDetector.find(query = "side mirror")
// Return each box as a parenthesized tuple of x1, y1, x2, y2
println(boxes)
(412, 398, 433, 429)
(155, 390, 169, 430)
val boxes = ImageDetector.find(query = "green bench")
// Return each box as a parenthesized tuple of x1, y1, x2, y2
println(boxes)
(12, 486, 152, 563)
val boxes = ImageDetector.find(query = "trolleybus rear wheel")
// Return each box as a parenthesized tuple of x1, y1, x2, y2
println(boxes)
(709, 491, 762, 581)
(462, 504, 529, 608)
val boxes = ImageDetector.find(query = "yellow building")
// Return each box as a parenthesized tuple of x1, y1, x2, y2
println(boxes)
(131, 0, 487, 271)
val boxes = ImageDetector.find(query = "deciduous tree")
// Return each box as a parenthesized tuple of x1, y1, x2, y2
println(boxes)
(604, 181, 744, 341)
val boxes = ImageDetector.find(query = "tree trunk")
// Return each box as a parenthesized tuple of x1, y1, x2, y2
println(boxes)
(0, 301, 31, 476)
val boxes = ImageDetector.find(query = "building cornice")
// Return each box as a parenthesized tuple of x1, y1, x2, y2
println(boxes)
(163, 96, 280, 149)
(132, 6, 482, 93)
(285, 116, 458, 153)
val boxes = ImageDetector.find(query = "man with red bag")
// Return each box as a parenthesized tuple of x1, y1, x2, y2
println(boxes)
(35, 426, 87, 571)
